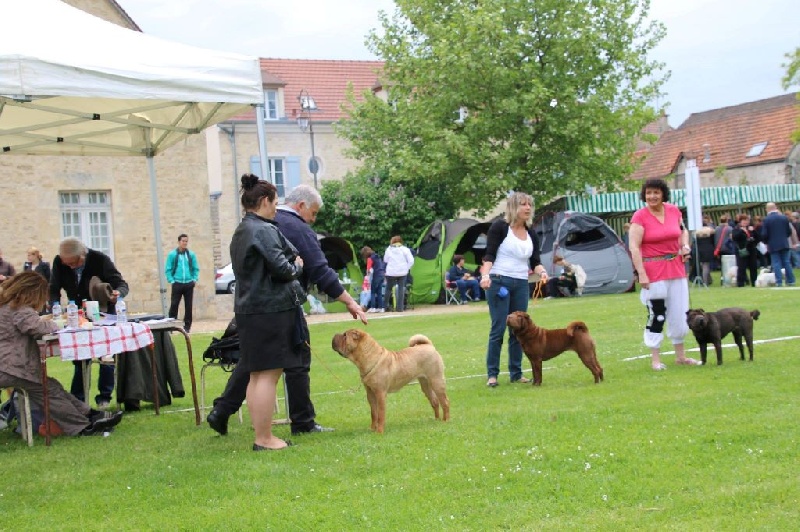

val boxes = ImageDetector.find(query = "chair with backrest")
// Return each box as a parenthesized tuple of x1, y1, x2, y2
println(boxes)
(444, 272, 460, 305)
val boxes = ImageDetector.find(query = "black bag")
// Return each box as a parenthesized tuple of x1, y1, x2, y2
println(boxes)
(201, 318, 240, 371)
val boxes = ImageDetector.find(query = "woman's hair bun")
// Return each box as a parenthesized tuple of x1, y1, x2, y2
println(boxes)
(241, 173, 260, 190)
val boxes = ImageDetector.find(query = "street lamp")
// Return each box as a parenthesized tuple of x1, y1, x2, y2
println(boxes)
(297, 89, 319, 189)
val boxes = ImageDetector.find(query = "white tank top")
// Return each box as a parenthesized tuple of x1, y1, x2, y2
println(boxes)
(491, 227, 533, 280)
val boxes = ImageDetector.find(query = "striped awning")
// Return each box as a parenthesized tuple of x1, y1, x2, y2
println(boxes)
(561, 184, 800, 214)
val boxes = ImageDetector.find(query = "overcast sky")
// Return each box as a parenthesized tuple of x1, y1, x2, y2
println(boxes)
(121, 0, 798, 126)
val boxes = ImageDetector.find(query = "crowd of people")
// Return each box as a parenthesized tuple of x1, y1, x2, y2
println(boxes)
(2, 175, 799, 447)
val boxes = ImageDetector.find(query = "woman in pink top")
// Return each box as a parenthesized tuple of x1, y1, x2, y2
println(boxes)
(629, 179, 700, 370)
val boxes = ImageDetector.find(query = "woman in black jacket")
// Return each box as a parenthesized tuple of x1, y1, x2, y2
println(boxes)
(231, 174, 304, 451)
(731, 214, 760, 287)
(478, 192, 548, 387)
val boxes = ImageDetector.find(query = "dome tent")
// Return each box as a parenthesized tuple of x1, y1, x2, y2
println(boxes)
(534, 211, 634, 295)
(410, 219, 492, 304)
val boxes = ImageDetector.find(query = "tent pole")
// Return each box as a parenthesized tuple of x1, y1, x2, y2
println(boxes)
(148, 155, 169, 315)
(255, 104, 270, 181)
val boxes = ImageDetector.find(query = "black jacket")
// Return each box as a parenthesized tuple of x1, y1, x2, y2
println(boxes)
(24, 261, 52, 282)
(230, 212, 304, 314)
(481, 219, 542, 270)
(49, 249, 129, 313)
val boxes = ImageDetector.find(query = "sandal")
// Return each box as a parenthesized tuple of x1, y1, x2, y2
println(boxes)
(676, 358, 702, 366)
(486, 377, 498, 387)
(511, 377, 531, 384)
(652, 363, 667, 371)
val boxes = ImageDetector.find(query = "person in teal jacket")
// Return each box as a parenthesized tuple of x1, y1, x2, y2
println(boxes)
(165, 234, 199, 332)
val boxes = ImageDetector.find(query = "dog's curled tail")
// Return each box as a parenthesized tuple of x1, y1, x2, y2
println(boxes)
(566, 321, 589, 336)
(750, 310, 760, 320)
(409, 334, 432, 347)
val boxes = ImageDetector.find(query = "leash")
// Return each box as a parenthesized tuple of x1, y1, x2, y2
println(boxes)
(305, 340, 362, 394)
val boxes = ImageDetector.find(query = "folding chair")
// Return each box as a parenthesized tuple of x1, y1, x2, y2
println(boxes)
(444, 273, 460, 305)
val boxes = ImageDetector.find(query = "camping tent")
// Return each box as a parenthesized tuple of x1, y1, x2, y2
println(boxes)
(317, 234, 363, 296)
(534, 211, 634, 295)
(410, 219, 492, 304)
(0, 0, 267, 313)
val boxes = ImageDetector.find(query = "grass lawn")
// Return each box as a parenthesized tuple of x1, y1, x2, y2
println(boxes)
(2, 280, 799, 530)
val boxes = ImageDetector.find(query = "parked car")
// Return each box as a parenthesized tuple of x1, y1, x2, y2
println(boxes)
(215, 263, 235, 294)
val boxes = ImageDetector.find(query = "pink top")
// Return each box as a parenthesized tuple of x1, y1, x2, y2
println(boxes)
(631, 203, 686, 282)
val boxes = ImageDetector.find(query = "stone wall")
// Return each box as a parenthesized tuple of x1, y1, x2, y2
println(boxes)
(0, 135, 220, 319)
(213, 121, 364, 266)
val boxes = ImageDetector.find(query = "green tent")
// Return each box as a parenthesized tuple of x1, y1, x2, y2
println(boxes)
(410, 219, 492, 304)
(317, 234, 363, 297)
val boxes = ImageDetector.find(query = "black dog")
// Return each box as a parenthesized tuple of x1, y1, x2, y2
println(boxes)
(686, 308, 760, 365)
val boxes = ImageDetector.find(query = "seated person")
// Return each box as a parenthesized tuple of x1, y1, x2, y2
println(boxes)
(448, 255, 481, 303)
(545, 255, 578, 298)
(0, 272, 123, 436)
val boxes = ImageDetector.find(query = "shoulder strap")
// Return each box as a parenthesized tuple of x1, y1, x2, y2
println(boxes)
(714, 226, 729, 255)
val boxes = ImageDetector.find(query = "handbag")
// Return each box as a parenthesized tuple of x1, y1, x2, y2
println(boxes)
(756, 242, 768, 255)
(737, 247, 750, 258)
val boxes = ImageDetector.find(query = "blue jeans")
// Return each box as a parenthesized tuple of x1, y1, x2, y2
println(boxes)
(485, 275, 530, 381)
(370, 274, 385, 309)
(769, 249, 796, 286)
(456, 278, 481, 302)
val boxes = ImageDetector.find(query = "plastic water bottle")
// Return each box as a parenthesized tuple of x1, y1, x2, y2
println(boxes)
(115, 297, 127, 324)
(66, 300, 79, 329)
(51, 301, 63, 328)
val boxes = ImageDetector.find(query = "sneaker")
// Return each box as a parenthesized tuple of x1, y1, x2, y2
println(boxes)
(366, 308, 377, 313)
(291, 423, 335, 435)
(96, 400, 111, 410)
(377, 308, 385, 313)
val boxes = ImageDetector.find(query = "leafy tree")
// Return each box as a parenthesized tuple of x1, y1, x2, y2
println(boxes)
(337, 0, 668, 216)
(314, 168, 457, 261)
(782, 47, 800, 143)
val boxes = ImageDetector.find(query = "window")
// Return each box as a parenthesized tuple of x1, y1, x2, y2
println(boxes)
(264, 90, 278, 120)
(745, 142, 768, 157)
(250, 156, 294, 197)
(59, 191, 113, 259)
(270, 158, 285, 197)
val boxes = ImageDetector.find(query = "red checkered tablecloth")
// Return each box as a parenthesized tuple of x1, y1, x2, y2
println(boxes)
(58, 323, 154, 361)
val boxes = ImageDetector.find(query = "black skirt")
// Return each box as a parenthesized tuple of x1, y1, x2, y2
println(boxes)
(236, 309, 302, 372)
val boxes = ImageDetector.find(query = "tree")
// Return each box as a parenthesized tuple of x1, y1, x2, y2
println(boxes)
(337, 0, 668, 216)
(782, 47, 800, 143)
(314, 168, 457, 259)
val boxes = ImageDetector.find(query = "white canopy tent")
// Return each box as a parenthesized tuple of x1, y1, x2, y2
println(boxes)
(0, 0, 270, 313)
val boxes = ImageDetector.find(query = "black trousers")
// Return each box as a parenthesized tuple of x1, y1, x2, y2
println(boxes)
(212, 325, 316, 432)
(169, 281, 194, 331)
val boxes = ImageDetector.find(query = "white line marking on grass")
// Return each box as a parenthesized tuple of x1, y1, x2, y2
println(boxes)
(621, 335, 800, 362)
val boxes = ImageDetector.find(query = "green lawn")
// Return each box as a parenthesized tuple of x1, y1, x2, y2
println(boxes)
(2, 283, 799, 530)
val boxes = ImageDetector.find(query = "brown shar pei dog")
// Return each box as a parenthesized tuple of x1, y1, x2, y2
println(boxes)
(331, 329, 449, 433)
(686, 308, 760, 365)
(506, 311, 604, 385)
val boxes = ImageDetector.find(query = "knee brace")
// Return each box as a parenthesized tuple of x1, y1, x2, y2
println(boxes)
(646, 299, 666, 334)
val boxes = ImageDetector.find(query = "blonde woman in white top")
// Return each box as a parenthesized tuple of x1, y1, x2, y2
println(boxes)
(479, 192, 548, 387)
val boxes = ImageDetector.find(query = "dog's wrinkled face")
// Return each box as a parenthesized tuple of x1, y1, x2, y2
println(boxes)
(331, 329, 364, 359)
(686, 309, 708, 329)
(506, 311, 533, 332)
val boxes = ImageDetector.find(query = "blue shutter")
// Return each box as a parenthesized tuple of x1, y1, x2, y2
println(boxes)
(286, 156, 301, 192)
(249, 155, 261, 178)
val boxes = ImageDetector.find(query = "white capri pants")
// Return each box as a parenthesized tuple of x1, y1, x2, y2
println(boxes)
(639, 278, 689, 349)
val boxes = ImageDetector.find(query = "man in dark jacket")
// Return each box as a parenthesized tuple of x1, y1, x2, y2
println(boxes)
(208, 185, 368, 436)
(50, 237, 129, 408)
(760, 202, 796, 286)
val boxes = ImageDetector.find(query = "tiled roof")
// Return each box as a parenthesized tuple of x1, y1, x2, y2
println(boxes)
(631, 93, 800, 180)
(229, 58, 384, 123)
